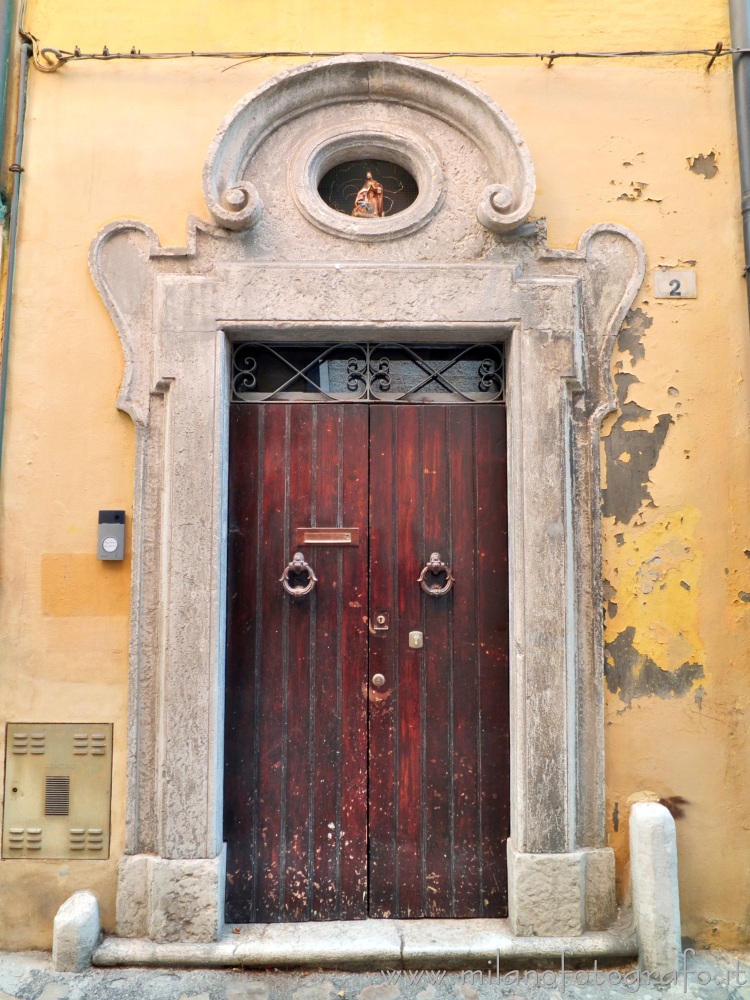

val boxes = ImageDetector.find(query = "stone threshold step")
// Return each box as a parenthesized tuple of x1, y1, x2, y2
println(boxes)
(94, 918, 637, 970)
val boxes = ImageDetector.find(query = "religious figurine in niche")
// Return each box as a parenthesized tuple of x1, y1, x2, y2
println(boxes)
(352, 172, 385, 218)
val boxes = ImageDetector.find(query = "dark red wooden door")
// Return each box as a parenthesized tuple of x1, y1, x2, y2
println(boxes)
(224, 401, 508, 923)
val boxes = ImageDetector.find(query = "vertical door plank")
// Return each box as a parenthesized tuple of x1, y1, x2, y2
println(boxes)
(475, 405, 510, 916)
(447, 405, 482, 916)
(367, 405, 399, 917)
(309, 405, 368, 919)
(422, 407, 453, 916)
(337, 405, 370, 918)
(254, 404, 289, 922)
(282, 406, 315, 918)
(393, 406, 426, 917)
(309, 406, 340, 918)
(224, 405, 261, 922)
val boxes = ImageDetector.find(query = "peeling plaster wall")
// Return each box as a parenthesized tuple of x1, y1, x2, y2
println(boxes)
(0, 0, 748, 950)
(599, 137, 750, 945)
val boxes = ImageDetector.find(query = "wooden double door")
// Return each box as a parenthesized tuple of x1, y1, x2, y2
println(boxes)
(224, 402, 509, 922)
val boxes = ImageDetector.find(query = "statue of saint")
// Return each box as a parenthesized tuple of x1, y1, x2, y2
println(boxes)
(352, 172, 384, 218)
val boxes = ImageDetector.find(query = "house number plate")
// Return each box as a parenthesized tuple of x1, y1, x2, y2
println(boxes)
(653, 269, 697, 299)
(295, 527, 360, 546)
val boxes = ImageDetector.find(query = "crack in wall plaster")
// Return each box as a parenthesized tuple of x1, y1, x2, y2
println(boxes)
(602, 371, 673, 524)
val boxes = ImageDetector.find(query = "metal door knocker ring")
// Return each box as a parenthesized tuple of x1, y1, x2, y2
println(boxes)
(418, 552, 455, 596)
(280, 551, 318, 596)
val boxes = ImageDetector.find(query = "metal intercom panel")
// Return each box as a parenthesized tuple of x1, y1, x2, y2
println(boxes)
(3, 723, 113, 859)
(97, 510, 125, 561)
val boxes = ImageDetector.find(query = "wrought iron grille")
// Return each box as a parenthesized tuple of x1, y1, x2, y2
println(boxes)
(231, 343, 505, 404)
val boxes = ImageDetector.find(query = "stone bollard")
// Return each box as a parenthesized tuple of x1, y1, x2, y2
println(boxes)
(629, 801, 682, 975)
(52, 890, 101, 972)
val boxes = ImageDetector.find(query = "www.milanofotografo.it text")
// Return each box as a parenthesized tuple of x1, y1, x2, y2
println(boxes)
(380, 949, 749, 993)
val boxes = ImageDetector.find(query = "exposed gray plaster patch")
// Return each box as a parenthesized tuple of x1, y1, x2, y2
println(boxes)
(604, 626, 704, 706)
(602, 373, 673, 524)
(687, 152, 718, 179)
(739, 592, 750, 603)
(612, 802, 619, 833)
(603, 580, 618, 619)
(617, 308, 652, 365)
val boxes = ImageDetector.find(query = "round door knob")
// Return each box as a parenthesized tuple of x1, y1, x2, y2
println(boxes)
(372, 673, 386, 688)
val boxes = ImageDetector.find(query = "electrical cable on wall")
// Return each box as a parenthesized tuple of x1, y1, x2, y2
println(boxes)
(20, 36, 739, 74)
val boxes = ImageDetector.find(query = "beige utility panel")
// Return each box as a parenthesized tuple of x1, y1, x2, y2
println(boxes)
(2, 723, 113, 859)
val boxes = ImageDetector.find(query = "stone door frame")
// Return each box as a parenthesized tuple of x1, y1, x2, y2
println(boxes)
(89, 55, 645, 947)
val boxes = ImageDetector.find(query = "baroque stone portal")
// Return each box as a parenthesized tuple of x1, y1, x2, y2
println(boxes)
(90, 55, 644, 957)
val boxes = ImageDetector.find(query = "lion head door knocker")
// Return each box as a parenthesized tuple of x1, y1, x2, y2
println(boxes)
(418, 552, 455, 597)
(279, 551, 318, 596)
(352, 171, 384, 218)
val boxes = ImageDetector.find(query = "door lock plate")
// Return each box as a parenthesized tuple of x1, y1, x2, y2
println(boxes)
(409, 631, 424, 649)
(371, 612, 389, 632)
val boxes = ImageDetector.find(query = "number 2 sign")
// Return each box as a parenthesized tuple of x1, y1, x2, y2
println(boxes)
(654, 269, 697, 298)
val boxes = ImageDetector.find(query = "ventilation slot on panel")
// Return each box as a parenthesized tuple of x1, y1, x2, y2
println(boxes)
(87, 828, 104, 850)
(7, 828, 25, 850)
(25, 828, 42, 850)
(73, 733, 89, 755)
(45, 776, 70, 817)
(12, 733, 28, 755)
(90, 734, 106, 755)
(30, 733, 45, 754)
(69, 828, 86, 851)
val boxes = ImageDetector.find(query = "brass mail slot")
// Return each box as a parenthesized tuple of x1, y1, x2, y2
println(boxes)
(295, 527, 360, 546)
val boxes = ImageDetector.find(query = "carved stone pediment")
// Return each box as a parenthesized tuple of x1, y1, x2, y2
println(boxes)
(201, 54, 536, 240)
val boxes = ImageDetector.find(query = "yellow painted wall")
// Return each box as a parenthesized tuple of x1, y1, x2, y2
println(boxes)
(0, 0, 747, 949)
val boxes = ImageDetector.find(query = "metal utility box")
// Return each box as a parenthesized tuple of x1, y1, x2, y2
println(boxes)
(3, 723, 113, 859)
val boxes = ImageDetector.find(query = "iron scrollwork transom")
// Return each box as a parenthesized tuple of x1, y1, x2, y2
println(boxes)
(231, 343, 505, 403)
